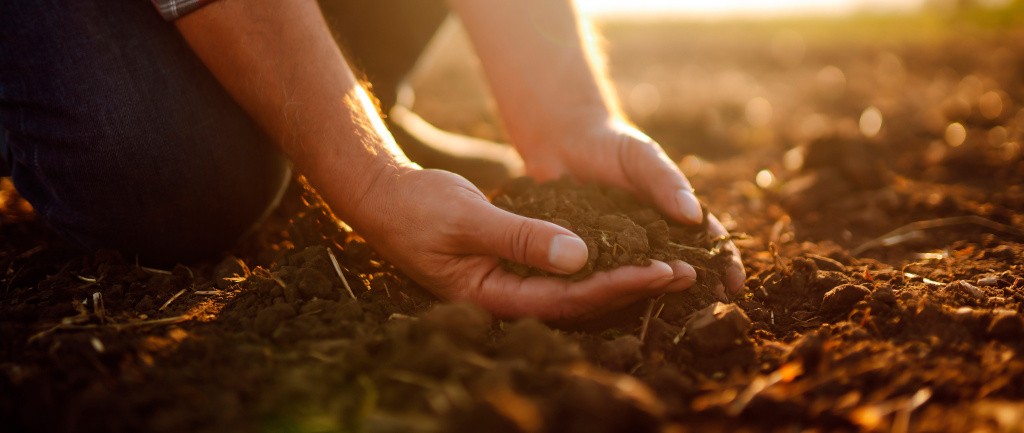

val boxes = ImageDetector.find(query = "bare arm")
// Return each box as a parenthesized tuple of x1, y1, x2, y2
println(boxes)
(175, 0, 412, 223)
(447, 0, 618, 146)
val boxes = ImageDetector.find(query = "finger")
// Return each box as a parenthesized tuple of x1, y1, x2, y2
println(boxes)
(472, 260, 676, 320)
(546, 260, 696, 324)
(664, 260, 699, 292)
(707, 213, 746, 295)
(455, 198, 589, 275)
(617, 138, 703, 225)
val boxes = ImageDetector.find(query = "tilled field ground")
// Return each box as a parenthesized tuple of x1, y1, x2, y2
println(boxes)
(3, 14, 1024, 433)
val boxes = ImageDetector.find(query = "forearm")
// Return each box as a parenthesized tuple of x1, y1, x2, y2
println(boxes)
(175, 0, 414, 222)
(447, 0, 621, 151)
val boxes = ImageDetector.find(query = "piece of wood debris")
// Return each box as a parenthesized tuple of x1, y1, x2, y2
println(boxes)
(158, 289, 187, 311)
(327, 248, 357, 300)
(92, 292, 105, 324)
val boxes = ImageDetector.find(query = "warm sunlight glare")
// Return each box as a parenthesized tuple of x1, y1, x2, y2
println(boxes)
(577, 0, 926, 18)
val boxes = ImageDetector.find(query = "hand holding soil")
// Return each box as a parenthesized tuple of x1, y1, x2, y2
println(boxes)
(513, 119, 747, 297)
(493, 176, 735, 294)
(336, 168, 696, 320)
(332, 118, 747, 320)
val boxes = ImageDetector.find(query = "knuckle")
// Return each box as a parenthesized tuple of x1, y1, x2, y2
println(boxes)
(504, 219, 535, 264)
(443, 207, 476, 238)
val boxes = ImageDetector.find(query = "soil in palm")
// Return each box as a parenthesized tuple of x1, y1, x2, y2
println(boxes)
(492, 176, 731, 288)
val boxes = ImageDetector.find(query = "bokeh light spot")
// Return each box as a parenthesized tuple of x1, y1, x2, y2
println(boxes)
(945, 122, 967, 147)
(876, 52, 905, 87)
(679, 155, 703, 177)
(859, 106, 883, 138)
(755, 169, 775, 189)
(815, 65, 846, 100)
(979, 91, 1003, 119)
(1003, 142, 1020, 161)
(783, 146, 805, 172)
(989, 126, 1007, 147)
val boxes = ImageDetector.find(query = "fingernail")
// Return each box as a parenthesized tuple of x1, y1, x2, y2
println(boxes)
(676, 189, 703, 223)
(725, 267, 747, 296)
(664, 261, 698, 292)
(549, 234, 588, 274)
(673, 261, 697, 280)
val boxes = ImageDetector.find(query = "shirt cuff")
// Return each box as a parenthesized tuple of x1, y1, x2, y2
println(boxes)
(151, 0, 218, 21)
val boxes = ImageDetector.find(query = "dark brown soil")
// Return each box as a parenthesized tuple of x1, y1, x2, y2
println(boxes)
(493, 176, 730, 283)
(4, 16, 1024, 433)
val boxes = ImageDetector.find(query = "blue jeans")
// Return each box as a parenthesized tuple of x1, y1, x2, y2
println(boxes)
(0, 0, 447, 265)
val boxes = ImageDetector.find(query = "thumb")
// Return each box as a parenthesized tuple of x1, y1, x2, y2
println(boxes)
(458, 200, 589, 275)
(615, 129, 703, 225)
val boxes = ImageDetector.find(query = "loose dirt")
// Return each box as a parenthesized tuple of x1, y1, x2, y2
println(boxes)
(3, 17, 1024, 433)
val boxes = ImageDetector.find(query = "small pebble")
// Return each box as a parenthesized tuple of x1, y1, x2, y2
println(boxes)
(977, 277, 1000, 287)
(820, 284, 871, 315)
(684, 302, 752, 354)
(955, 281, 984, 299)
(871, 286, 897, 304)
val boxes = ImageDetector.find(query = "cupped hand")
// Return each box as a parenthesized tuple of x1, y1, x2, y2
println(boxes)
(515, 119, 746, 297)
(345, 168, 699, 320)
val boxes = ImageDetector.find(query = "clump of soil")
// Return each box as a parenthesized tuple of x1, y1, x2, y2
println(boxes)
(492, 176, 730, 283)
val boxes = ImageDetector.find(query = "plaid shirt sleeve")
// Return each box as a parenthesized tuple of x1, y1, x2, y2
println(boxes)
(151, 0, 219, 21)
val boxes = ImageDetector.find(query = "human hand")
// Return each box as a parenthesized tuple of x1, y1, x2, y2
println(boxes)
(515, 118, 746, 298)
(341, 168, 699, 320)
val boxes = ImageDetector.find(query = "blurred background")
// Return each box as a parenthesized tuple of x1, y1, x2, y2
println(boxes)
(578, 0, 927, 18)
(401, 0, 1024, 250)
(407, 0, 1024, 156)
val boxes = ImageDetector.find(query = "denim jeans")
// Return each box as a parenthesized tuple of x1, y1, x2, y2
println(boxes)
(0, 0, 447, 265)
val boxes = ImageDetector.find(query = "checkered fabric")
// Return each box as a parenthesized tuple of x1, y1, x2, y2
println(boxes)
(151, 0, 218, 20)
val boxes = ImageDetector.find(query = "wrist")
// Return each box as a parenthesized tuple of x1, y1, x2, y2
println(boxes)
(515, 105, 639, 168)
(512, 104, 616, 158)
(315, 154, 418, 232)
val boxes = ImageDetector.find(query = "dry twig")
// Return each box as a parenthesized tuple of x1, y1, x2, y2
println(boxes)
(92, 292, 105, 324)
(769, 242, 790, 276)
(327, 248, 357, 300)
(728, 362, 804, 416)
(639, 296, 661, 343)
(139, 266, 172, 275)
(158, 289, 186, 311)
(28, 315, 192, 342)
